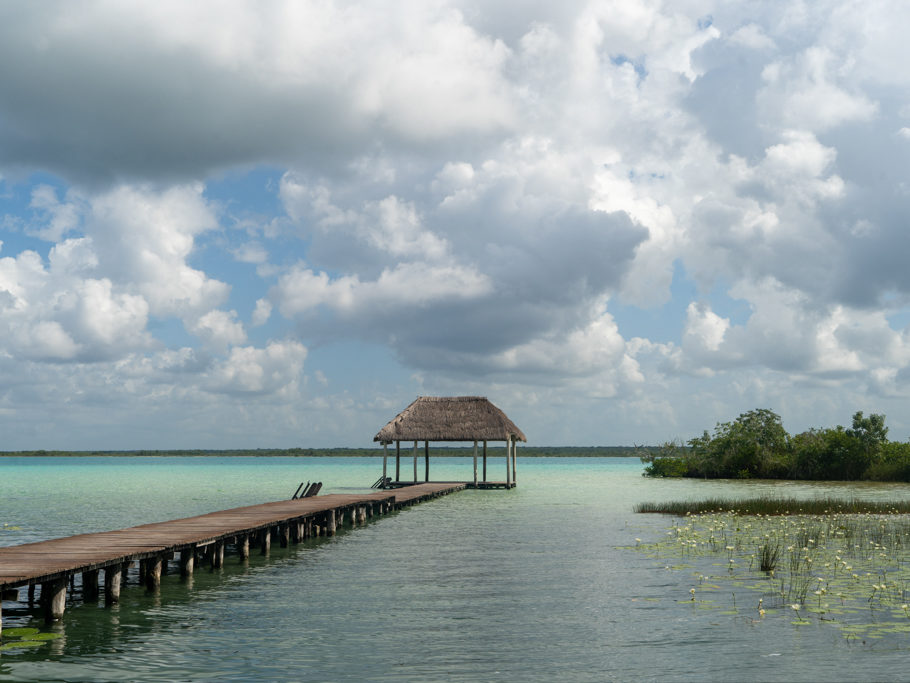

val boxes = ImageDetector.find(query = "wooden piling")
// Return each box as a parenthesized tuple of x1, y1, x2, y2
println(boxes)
(425, 440, 429, 482)
(104, 566, 121, 605)
(473, 440, 478, 487)
(238, 534, 250, 560)
(260, 528, 271, 555)
(279, 525, 289, 548)
(144, 556, 162, 591)
(180, 548, 195, 576)
(41, 578, 67, 622)
(213, 541, 224, 568)
(82, 569, 100, 602)
(413, 440, 418, 482)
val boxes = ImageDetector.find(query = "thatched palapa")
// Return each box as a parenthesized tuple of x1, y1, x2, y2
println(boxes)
(373, 396, 525, 489)
(373, 396, 526, 444)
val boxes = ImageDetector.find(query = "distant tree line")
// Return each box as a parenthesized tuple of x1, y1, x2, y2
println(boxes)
(641, 409, 910, 481)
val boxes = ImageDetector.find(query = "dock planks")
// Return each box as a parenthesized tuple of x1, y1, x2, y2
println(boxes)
(0, 482, 465, 628)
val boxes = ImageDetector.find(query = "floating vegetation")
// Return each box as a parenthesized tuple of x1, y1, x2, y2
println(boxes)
(634, 508, 910, 641)
(635, 496, 910, 516)
(0, 626, 61, 653)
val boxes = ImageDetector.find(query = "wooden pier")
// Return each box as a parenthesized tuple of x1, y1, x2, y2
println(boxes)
(0, 483, 465, 633)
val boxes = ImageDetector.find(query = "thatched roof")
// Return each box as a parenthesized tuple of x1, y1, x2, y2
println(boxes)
(374, 396, 527, 444)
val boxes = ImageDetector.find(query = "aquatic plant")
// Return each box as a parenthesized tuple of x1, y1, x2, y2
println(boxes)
(0, 626, 61, 653)
(633, 509, 910, 642)
(758, 541, 780, 572)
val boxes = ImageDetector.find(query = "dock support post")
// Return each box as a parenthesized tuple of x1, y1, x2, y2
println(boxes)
(483, 441, 487, 482)
(260, 528, 271, 555)
(144, 557, 162, 591)
(180, 548, 195, 576)
(413, 441, 418, 482)
(326, 510, 336, 536)
(278, 525, 289, 548)
(238, 534, 250, 560)
(473, 440, 478, 487)
(104, 565, 121, 605)
(213, 541, 224, 568)
(425, 440, 429, 482)
(383, 443, 388, 484)
(41, 578, 67, 622)
(28, 583, 35, 606)
(82, 569, 100, 602)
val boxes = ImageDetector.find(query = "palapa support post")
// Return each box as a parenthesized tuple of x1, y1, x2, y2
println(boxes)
(473, 440, 478, 487)
(425, 440, 430, 482)
(104, 565, 122, 605)
(383, 443, 388, 483)
(512, 439, 517, 484)
(82, 569, 100, 602)
(144, 556, 163, 591)
(41, 578, 67, 622)
(483, 440, 487, 482)
(180, 548, 195, 576)
(396, 441, 400, 482)
(505, 437, 512, 485)
(413, 440, 418, 483)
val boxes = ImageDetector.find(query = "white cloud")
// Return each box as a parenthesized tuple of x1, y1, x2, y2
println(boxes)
(272, 262, 492, 317)
(251, 299, 272, 327)
(188, 309, 246, 351)
(205, 340, 307, 395)
(28, 185, 83, 242)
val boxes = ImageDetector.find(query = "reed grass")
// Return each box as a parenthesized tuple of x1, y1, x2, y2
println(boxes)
(635, 496, 910, 516)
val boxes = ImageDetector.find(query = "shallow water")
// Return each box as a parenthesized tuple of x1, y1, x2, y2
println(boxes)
(2, 456, 910, 682)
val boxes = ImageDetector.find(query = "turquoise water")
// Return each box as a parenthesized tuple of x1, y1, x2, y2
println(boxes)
(3, 457, 910, 681)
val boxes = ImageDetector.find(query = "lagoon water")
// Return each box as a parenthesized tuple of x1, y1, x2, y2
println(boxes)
(3, 456, 910, 681)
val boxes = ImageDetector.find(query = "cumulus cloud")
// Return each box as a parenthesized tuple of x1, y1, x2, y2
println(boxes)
(3, 0, 910, 447)
(0, 0, 515, 185)
(204, 340, 307, 395)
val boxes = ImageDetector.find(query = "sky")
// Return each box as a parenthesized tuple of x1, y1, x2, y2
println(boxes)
(1, 0, 909, 449)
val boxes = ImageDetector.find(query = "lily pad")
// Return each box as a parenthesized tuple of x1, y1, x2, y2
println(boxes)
(28, 632, 62, 641)
(1, 627, 39, 638)
(0, 640, 46, 651)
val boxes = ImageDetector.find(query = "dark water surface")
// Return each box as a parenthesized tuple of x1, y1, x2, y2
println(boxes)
(3, 456, 910, 681)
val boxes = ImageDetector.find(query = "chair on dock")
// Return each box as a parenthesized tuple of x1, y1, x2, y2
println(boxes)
(291, 482, 322, 499)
